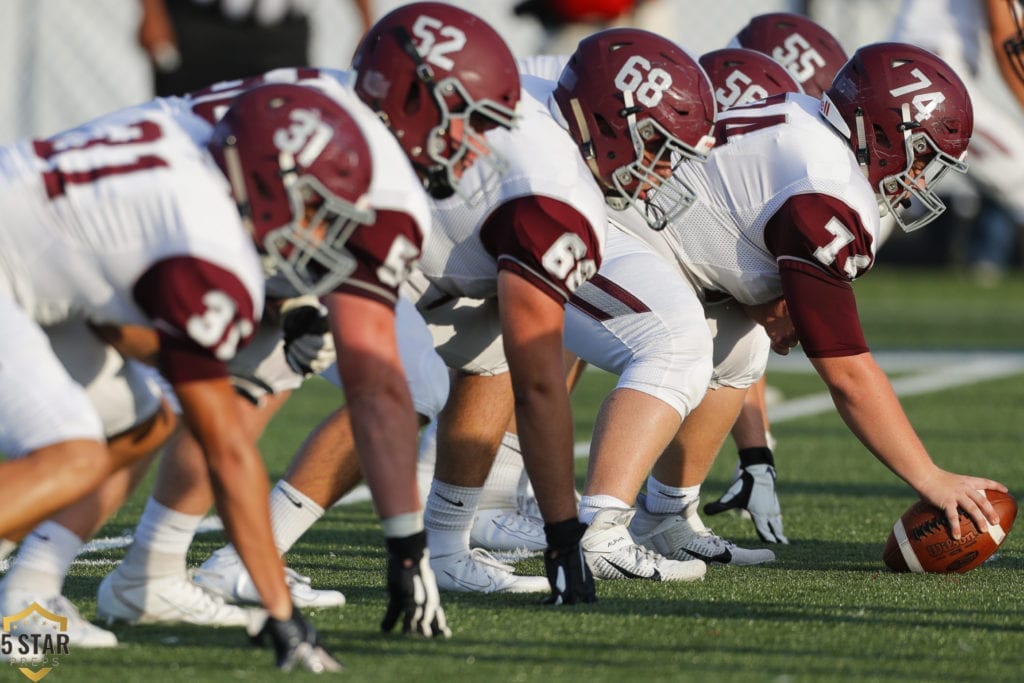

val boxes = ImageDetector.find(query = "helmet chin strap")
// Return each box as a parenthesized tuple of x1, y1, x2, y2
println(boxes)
(853, 107, 869, 170)
(223, 138, 257, 240)
(568, 96, 604, 185)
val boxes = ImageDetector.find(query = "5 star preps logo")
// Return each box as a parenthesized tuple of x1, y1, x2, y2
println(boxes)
(2, 602, 70, 681)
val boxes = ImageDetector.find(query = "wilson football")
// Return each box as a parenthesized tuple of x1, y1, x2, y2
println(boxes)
(883, 490, 1017, 574)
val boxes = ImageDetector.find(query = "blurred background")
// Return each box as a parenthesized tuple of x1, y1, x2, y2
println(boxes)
(0, 0, 1020, 277)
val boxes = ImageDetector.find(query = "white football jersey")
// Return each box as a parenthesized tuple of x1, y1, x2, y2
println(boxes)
(0, 106, 264, 333)
(417, 74, 608, 302)
(516, 55, 570, 82)
(617, 94, 881, 306)
(156, 67, 433, 304)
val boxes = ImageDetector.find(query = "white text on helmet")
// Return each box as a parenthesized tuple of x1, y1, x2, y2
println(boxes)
(412, 15, 467, 72)
(614, 56, 673, 108)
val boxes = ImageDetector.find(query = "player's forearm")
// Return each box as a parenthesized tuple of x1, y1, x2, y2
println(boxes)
(512, 378, 577, 524)
(205, 439, 291, 619)
(346, 374, 421, 519)
(176, 380, 291, 619)
(811, 353, 940, 488)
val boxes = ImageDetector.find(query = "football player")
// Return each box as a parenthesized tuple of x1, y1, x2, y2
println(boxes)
(57, 1, 516, 638)
(0, 83, 355, 671)
(566, 42, 1006, 572)
(702, 16, 852, 543)
(454, 45, 805, 565)
(193, 14, 584, 604)
(407, 27, 717, 598)
(694, 46, 812, 546)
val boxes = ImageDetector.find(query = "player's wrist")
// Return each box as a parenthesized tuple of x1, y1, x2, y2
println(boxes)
(738, 447, 774, 468)
(543, 516, 586, 549)
(384, 526, 426, 562)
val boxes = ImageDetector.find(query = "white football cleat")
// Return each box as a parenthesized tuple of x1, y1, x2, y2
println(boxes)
(0, 590, 118, 649)
(631, 495, 776, 566)
(581, 508, 706, 582)
(431, 548, 549, 593)
(97, 567, 257, 627)
(192, 548, 346, 609)
(470, 508, 546, 553)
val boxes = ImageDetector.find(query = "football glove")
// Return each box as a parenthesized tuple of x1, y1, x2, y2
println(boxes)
(280, 296, 335, 377)
(704, 447, 788, 544)
(542, 518, 596, 605)
(382, 532, 451, 638)
(250, 606, 343, 673)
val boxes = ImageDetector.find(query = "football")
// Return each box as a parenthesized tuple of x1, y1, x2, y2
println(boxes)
(883, 490, 1018, 574)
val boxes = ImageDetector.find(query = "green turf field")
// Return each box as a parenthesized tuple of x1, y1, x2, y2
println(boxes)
(10, 267, 1024, 682)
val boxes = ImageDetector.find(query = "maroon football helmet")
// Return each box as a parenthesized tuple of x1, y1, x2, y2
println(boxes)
(553, 28, 716, 230)
(820, 42, 973, 232)
(730, 13, 848, 98)
(209, 83, 376, 296)
(699, 47, 803, 110)
(352, 2, 520, 201)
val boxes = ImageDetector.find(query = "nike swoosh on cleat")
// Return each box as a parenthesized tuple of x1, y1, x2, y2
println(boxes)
(436, 494, 464, 508)
(604, 558, 661, 581)
(444, 571, 494, 592)
(684, 548, 733, 564)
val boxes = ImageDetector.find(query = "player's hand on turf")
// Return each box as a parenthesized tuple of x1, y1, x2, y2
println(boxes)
(542, 518, 596, 605)
(704, 449, 788, 544)
(382, 531, 451, 638)
(250, 606, 343, 673)
(280, 296, 335, 377)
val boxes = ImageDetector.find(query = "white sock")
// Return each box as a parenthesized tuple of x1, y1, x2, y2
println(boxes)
(578, 494, 631, 524)
(269, 480, 325, 555)
(645, 477, 701, 515)
(424, 481, 481, 557)
(120, 497, 202, 578)
(479, 432, 524, 511)
(1, 521, 82, 596)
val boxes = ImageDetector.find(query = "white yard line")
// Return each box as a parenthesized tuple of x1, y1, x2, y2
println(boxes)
(74, 351, 1024, 559)
(766, 351, 1024, 422)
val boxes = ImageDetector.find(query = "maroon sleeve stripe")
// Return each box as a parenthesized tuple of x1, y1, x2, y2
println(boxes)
(569, 273, 651, 321)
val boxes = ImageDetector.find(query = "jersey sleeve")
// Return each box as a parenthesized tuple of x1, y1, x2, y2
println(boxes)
(133, 256, 259, 383)
(478, 195, 602, 304)
(332, 209, 423, 306)
(765, 193, 872, 358)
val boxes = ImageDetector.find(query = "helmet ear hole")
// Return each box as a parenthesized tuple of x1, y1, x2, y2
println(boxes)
(402, 83, 424, 118)
(593, 113, 616, 139)
(253, 173, 274, 201)
(872, 124, 892, 151)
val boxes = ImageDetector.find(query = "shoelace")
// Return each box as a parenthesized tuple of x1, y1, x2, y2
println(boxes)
(466, 548, 516, 574)
(498, 511, 543, 534)
(185, 570, 245, 610)
(283, 568, 313, 586)
(616, 540, 667, 569)
(684, 521, 737, 551)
